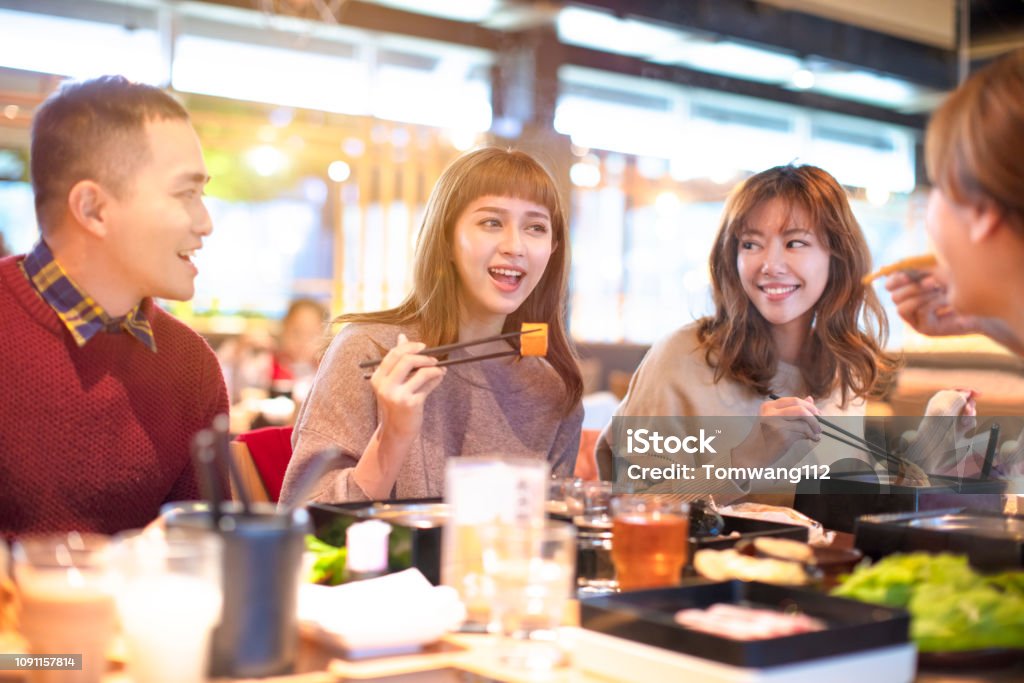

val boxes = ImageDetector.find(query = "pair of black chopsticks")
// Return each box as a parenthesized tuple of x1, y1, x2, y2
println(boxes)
(767, 394, 912, 471)
(358, 327, 541, 377)
(192, 413, 253, 527)
(767, 395, 1005, 483)
(979, 423, 1000, 480)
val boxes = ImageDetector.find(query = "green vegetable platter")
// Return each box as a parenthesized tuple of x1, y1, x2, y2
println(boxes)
(831, 552, 1024, 665)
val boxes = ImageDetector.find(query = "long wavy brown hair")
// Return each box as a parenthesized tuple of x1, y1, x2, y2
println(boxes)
(697, 164, 898, 406)
(338, 147, 583, 415)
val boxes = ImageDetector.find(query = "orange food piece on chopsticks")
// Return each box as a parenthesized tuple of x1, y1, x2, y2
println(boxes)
(520, 323, 548, 357)
(861, 254, 938, 285)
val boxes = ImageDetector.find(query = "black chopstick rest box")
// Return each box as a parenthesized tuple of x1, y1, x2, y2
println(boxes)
(794, 472, 1006, 533)
(854, 509, 1024, 570)
(580, 581, 910, 668)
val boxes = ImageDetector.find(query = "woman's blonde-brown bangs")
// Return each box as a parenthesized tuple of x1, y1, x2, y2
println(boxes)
(724, 180, 830, 246)
(453, 154, 561, 228)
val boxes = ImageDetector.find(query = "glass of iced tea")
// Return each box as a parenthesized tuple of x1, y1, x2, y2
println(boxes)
(610, 495, 690, 591)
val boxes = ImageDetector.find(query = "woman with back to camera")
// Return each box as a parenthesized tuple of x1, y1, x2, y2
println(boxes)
(886, 49, 1024, 357)
(884, 49, 1024, 479)
(279, 148, 584, 506)
(597, 164, 899, 502)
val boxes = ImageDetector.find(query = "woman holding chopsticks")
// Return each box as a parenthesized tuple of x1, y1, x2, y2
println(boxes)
(882, 50, 1024, 478)
(886, 50, 1024, 358)
(597, 164, 901, 502)
(279, 148, 583, 505)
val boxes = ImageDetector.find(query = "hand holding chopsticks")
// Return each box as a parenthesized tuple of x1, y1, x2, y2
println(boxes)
(359, 323, 548, 377)
(358, 324, 551, 466)
(767, 394, 924, 475)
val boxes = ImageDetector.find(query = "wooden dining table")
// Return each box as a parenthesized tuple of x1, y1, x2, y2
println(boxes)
(84, 514, 1023, 683)
(87, 601, 1023, 683)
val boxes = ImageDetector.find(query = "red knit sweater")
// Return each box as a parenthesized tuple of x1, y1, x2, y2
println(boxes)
(0, 255, 228, 536)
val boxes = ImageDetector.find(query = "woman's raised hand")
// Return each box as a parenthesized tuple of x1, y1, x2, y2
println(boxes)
(733, 396, 822, 469)
(885, 271, 982, 338)
(353, 334, 448, 499)
(886, 271, 1024, 355)
(758, 395, 822, 453)
(369, 333, 447, 441)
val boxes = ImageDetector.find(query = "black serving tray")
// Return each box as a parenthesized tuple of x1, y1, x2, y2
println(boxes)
(794, 472, 1006, 533)
(307, 498, 444, 585)
(854, 509, 1024, 571)
(579, 580, 909, 668)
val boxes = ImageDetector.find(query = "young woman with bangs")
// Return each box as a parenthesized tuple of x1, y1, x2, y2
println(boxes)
(597, 164, 898, 502)
(280, 148, 583, 505)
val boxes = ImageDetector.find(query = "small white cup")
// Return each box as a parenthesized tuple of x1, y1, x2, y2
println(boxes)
(111, 529, 222, 683)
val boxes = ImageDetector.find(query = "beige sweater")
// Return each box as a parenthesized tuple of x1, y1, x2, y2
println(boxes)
(597, 322, 865, 503)
(280, 322, 583, 506)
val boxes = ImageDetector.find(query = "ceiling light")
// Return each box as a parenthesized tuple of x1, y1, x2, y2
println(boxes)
(866, 186, 891, 207)
(246, 145, 288, 177)
(327, 160, 351, 183)
(791, 68, 815, 90)
(570, 162, 601, 188)
(447, 129, 478, 151)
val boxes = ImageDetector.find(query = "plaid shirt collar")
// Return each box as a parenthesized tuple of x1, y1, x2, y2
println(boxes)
(20, 240, 157, 352)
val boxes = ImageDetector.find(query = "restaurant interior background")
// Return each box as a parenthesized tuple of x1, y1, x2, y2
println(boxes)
(2, 0, 1024, 417)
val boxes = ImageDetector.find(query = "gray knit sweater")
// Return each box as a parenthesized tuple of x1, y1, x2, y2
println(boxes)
(279, 322, 583, 506)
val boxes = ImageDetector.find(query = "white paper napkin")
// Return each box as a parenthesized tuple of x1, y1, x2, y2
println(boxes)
(297, 569, 465, 657)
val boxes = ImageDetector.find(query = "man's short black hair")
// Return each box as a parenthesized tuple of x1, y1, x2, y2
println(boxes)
(30, 75, 190, 231)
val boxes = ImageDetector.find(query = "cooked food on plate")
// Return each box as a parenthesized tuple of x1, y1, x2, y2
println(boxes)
(716, 502, 833, 545)
(693, 548, 811, 585)
(892, 459, 931, 487)
(674, 603, 825, 640)
(749, 537, 815, 564)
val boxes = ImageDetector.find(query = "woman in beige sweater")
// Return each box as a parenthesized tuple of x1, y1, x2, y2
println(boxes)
(598, 164, 898, 502)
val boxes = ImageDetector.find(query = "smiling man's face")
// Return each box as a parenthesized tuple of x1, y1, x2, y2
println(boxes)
(101, 117, 212, 305)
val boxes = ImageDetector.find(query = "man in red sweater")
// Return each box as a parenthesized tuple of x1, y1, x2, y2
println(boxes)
(0, 76, 228, 536)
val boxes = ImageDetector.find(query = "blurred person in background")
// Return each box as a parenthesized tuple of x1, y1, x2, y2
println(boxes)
(280, 148, 584, 505)
(218, 297, 328, 430)
(271, 297, 329, 402)
(885, 49, 1024, 480)
(887, 49, 1024, 357)
(0, 76, 227, 536)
